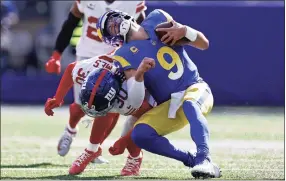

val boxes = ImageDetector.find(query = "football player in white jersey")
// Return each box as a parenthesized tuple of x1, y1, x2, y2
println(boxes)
(44, 0, 146, 164)
(44, 55, 155, 175)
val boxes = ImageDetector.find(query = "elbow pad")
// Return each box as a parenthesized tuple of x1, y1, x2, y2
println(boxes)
(126, 77, 145, 109)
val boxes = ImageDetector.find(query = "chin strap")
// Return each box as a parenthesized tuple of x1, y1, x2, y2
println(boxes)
(119, 20, 132, 42)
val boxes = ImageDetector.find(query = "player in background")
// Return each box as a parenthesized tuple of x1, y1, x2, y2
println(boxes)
(44, 0, 146, 164)
(95, 9, 221, 179)
(1, 0, 19, 73)
(44, 55, 154, 175)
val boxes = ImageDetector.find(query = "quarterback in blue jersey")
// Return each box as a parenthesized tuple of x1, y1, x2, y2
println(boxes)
(95, 9, 221, 178)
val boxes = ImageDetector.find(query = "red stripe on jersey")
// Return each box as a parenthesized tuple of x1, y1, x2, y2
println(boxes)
(88, 69, 108, 108)
(98, 55, 114, 63)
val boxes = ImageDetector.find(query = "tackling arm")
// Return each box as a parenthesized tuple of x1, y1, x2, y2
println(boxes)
(44, 62, 76, 116)
(123, 57, 155, 109)
(54, 62, 76, 101)
(124, 69, 145, 109)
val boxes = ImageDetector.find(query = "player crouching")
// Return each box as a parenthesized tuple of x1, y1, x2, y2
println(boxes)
(44, 55, 154, 175)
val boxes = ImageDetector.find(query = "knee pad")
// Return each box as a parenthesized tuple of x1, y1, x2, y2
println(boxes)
(69, 103, 85, 118)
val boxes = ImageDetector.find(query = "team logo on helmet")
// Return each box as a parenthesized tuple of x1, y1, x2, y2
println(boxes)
(79, 68, 121, 117)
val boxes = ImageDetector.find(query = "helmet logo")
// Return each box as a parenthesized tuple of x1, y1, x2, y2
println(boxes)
(105, 87, 116, 101)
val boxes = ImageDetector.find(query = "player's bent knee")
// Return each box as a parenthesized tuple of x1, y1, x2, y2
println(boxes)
(131, 124, 157, 148)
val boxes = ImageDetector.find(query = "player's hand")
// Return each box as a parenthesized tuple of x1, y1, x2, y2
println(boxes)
(45, 51, 62, 74)
(44, 98, 63, 116)
(109, 136, 128, 156)
(156, 20, 186, 46)
(138, 57, 155, 73)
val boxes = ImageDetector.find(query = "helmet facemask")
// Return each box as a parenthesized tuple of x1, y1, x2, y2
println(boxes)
(102, 11, 135, 47)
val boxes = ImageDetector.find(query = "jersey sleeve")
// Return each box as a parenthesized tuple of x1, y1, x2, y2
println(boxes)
(157, 9, 173, 22)
(75, 0, 84, 13)
(112, 46, 141, 71)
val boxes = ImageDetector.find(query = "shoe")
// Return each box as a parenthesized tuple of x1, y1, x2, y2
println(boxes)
(69, 148, 102, 175)
(57, 126, 77, 156)
(91, 154, 109, 164)
(191, 157, 221, 179)
(121, 152, 143, 176)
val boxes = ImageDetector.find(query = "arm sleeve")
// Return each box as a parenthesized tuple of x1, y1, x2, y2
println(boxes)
(126, 77, 145, 109)
(54, 12, 81, 53)
(54, 62, 76, 101)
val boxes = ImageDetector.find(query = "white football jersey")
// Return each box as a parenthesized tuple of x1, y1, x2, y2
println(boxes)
(72, 55, 138, 116)
(75, 0, 146, 58)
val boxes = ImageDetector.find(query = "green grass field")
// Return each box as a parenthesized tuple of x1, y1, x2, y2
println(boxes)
(1, 106, 284, 180)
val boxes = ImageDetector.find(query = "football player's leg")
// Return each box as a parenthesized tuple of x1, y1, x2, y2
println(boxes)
(119, 100, 153, 176)
(182, 82, 220, 178)
(92, 113, 119, 164)
(58, 102, 85, 157)
(131, 101, 195, 168)
(182, 82, 213, 159)
(69, 113, 119, 175)
(120, 117, 143, 176)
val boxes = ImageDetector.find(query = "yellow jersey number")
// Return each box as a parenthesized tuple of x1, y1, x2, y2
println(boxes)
(157, 46, 184, 80)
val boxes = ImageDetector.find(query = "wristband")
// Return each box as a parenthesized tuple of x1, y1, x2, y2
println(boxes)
(185, 26, 198, 42)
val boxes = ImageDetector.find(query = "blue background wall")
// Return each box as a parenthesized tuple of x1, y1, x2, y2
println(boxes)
(1, 1, 284, 106)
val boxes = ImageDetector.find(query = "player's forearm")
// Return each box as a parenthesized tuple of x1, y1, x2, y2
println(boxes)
(126, 76, 145, 109)
(54, 12, 81, 54)
(54, 62, 76, 101)
(184, 26, 209, 50)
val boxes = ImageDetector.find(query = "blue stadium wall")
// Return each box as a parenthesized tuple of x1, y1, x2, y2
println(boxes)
(1, 1, 284, 106)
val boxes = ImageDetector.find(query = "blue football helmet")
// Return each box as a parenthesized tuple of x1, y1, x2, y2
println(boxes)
(79, 69, 121, 117)
(96, 10, 135, 47)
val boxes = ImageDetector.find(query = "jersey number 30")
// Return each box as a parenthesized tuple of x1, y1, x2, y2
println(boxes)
(157, 46, 183, 80)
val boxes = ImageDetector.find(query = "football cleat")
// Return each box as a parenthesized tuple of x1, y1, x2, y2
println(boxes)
(191, 158, 222, 179)
(91, 155, 109, 164)
(57, 126, 77, 156)
(121, 152, 143, 176)
(69, 148, 102, 175)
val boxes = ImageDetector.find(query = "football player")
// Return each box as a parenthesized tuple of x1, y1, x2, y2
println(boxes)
(94, 9, 221, 179)
(44, 55, 155, 175)
(45, 0, 146, 164)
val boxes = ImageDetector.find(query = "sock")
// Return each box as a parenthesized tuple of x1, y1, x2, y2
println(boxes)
(182, 100, 210, 157)
(89, 113, 119, 144)
(66, 124, 78, 134)
(87, 143, 100, 152)
(132, 124, 194, 167)
(69, 103, 85, 129)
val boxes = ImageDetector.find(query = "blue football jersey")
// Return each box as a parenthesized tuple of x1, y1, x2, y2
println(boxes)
(113, 9, 201, 104)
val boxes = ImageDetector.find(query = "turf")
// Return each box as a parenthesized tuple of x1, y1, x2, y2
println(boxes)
(1, 106, 284, 180)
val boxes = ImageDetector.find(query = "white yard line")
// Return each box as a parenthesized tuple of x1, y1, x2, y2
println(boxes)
(1, 168, 284, 172)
